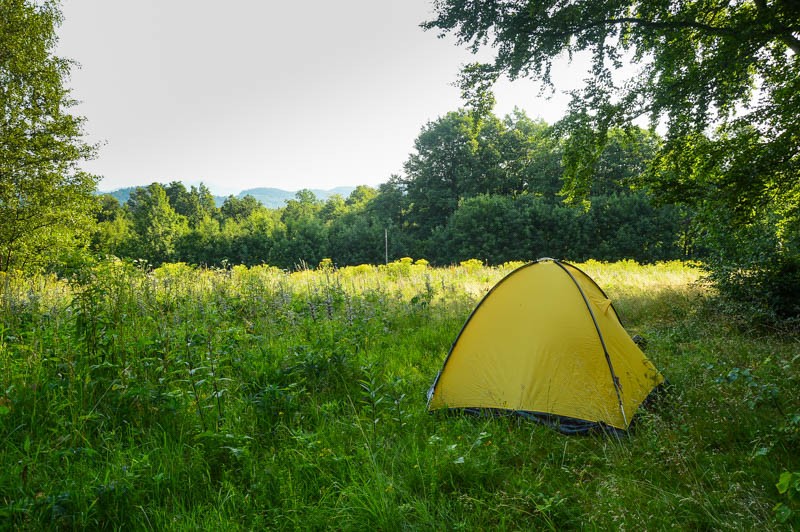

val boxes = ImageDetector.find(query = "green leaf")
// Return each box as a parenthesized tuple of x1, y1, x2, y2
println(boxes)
(773, 502, 792, 523)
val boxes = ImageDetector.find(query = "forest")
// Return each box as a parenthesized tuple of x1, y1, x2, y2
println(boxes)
(91, 112, 689, 270)
(2, 0, 797, 322)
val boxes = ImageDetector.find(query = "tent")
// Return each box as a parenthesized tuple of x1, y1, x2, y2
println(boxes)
(427, 258, 664, 433)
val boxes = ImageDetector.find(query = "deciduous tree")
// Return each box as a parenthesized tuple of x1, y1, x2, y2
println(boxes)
(125, 183, 187, 266)
(425, 0, 800, 319)
(0, 0, 98, 272)
(219, 194, 262, 222)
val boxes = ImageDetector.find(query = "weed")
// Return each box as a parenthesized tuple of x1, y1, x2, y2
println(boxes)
(0, 259, 796, 529)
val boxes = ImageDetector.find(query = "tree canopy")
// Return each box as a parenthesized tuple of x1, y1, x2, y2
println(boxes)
(425, 0, 800, 321)
(0, 0, 98, 272)
(89, 108, 685, 270)
(401, 109, 561, 241)
(424, 0, 798, 211)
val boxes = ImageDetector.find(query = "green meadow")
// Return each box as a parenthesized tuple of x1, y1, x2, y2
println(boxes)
(1, 259, 798, 530)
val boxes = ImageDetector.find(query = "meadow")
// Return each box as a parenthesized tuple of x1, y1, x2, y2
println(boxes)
(0, 259, 798, 530)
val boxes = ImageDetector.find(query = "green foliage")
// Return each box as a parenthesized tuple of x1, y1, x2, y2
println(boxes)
(443, 195, 525, 264)
(92, 195, 133, 257)
(439, 191, 682, 264)
(89, 110, 686, 270)
(775, 471, 800, 524)
(95, 172, 687, 270)
(124, 183, 188, 266)
(425, 0, 799, 209)
(164, 181, 217, 228)
(0, 260, 797, 528)
(0, 0, 98, 273)
(219, 193, 261, 222)
(401, 109, 562, 243)
(395, 109, 685, 264)
(328, 210, 386, 266)
(698, 206, 800, 327)
(425, 0, 800, 321)
(587, 193, 683, 262)
(401, 110, 482, 237)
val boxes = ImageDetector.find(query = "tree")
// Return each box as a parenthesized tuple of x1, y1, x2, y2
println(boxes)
(590, 128, 660, 197)
(587, 193, 683, 262)
(442, 194, 528, 264)
(402, 111, 482, 238)
(92, 194, 132, 256)
(273, 190, 327, 268)
(175, 214, 223, 266)
(164, 181, 217, 228)
(164, 181, 190, 214)
(95, 194, 123, 223)
(281, 189, 322, 224)
(501, 110, 563, 200)
(368, 177, 408, 228)
(426, 0, 798, 202)
(402, 109, 568, 237)
(236, 208, 282, 266)
(125, 184, 187, 266)
(328, 210, 385, 266)
(219, 194, 262, 222)
(0, 0, 98, 272)
(346, 185, 378, 207)
(426, 0, 800, 319)
(319, 194, 346, 223)
(367, 178, 413, 261)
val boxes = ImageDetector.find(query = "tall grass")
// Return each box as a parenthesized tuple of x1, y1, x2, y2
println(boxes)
(0, 259, 797, 529)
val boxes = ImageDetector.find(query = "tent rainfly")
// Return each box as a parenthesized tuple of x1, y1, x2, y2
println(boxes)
(427, 258, 665, 433)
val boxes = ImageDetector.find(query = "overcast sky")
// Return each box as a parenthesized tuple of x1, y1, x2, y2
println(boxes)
(56, 1, 585, 195)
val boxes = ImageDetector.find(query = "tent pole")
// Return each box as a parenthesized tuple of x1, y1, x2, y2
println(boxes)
(554, 260, 629, 427)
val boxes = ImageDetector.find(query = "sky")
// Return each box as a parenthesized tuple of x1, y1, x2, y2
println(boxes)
(56, 1, 587, 195)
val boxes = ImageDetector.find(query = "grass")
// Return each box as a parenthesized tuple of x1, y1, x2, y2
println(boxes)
(0, 258, 798, 530)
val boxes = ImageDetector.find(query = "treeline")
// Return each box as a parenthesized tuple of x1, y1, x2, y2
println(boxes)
(93, 110, 691, 269)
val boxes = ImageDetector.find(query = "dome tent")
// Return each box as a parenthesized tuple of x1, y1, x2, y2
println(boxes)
(427, 258, 664, 433)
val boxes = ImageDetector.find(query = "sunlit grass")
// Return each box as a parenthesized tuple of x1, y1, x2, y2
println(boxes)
(0, 259, 797, 529)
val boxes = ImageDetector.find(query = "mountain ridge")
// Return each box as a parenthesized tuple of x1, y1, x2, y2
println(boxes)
(99, 185, 358, 209)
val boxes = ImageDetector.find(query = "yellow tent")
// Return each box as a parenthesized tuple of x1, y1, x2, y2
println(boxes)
(427, 258, 664, 433)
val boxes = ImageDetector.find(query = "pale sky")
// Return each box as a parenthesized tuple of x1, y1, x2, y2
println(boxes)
(56, 1, 586, 195)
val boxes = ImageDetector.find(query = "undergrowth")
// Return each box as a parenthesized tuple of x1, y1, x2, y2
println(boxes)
(0, 259, 797, 529)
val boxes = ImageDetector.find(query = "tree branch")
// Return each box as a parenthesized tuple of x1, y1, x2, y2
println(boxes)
(753, 0, 800, 54)
(601, 17, 739, 37)
(780, 32, 800, 54)
(530, 16, 739, 40)
(535, 15, 799, 52)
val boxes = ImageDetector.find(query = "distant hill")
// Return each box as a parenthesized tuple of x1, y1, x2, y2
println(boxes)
(99, 185, 357, 209)
(102, 187, 138, 205)
(237, 187, 356, 209)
